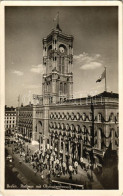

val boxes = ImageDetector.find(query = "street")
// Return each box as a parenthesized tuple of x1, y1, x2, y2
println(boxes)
(5, 136, 103, 189)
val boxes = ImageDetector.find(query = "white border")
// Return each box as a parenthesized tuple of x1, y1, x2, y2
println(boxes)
(0, 1, 122, 196)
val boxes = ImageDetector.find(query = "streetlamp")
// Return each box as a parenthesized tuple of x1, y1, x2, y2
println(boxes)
(39, 132, 42, 150)
(88, 96, 95, 181)
(90, 149, 94, 181)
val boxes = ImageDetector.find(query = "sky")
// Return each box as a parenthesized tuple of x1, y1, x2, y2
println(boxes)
(5, 6, 118, 107)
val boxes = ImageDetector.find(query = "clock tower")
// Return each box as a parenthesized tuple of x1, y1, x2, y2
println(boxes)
(42, 22, 74, 105)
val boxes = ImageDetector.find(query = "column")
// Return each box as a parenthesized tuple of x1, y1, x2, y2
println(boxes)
(75, 142, 78, 159)
(43, 136, 45, 153)
(80, 139, 83, 157)
(68, 141, 72, 164)
(58, 135, 61, 154)
(63, 141, 66, 162)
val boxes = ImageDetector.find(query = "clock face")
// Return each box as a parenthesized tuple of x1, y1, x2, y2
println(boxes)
(59, 47, 65, 53)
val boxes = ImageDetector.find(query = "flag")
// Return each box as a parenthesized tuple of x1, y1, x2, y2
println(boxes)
(96, 69, 106, 83)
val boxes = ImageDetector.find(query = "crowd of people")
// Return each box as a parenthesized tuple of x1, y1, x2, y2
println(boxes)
(6, 136, 93, 185)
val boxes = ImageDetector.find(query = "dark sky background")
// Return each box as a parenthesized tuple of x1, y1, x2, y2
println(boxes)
(5, 6, 118, 107)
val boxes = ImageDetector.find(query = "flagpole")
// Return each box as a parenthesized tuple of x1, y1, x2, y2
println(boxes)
(57, 12, 59, 25)
(105, 67, 107, 92)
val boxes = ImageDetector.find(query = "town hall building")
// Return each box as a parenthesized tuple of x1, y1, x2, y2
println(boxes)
(17, 22, 119, 168)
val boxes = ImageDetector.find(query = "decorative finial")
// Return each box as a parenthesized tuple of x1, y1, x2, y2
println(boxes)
(53, 12, 62, 31)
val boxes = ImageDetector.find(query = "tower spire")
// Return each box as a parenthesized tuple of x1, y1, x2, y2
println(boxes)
(53, 12, 62, 31)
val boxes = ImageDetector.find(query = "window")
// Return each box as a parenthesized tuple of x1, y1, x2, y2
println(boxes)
(66, 124, 69, 131)
(61, 123, 65, 130)
(62, 57, 64, 74)
(76, 125, 81, 133)
(98, 113, 102, 122)
(57, 123, 60, 129)
(60, 82, 63, 94)
(110, 113, 114, 122)
(59, 57, 64, 74)
(66, 113, 69, 120)
(76, 113, 80, 120)
(64, 83, 67, 94)
(59, 57, 62, 73)
(58, 113, 60, 119)
(89, 113, 92, 121)
(70, 124, 75, 132)
(71, 113, 74, 120)
(83, 113, 86, 121)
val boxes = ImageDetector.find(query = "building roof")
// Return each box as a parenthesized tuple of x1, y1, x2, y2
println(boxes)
(93, 91, 119, 99)
(64, 91, 118, 103)
(5, 105, 16, 111)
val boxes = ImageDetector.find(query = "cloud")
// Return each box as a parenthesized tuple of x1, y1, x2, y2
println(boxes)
(82, 62, 102, 70)
(24, 84, 42, 89)
(12, 70, 23, 76)
(74, 52, 103, 70)
(30, 64, 45, 74)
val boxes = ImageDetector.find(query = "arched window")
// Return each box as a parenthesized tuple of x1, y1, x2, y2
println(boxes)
(89, 113, 92, 121)
(62, 113, 65, 119)
(110, 113, 114, 122)
(59, 56, 64, 74)
(54, 113, 57, 119)
(53, 122, 57, 129)
(62, 57, 64, 74)
(50, 113, 53, 119)
(70, 124, 75, 132)
(61, 123, 65, 130)
(66, 113, 69, 120)
(76, 125, 81, 133)
(82, 113, 86, 121)
(76, 113, 80, 120)
(64, 83, 67, 94)
(98, 113, 102, 122)
(58, 113, 60, 119)
(71, 113, 74, 120)
(59, 57, 62, 73)
(66, 124, 70, 131)
(60, 82, 63, 94)
(57, 123, 61, 129)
